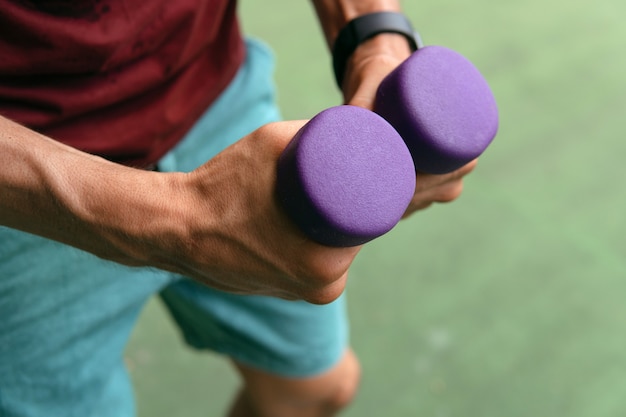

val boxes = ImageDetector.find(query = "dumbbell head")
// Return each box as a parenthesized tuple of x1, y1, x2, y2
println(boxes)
(277, 105, 416, 247)
(375, 45, 499, 174)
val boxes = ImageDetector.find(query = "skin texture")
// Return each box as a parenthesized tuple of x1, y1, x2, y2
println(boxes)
(0, 1, 477, 416)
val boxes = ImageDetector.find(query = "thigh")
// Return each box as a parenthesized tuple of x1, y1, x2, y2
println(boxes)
(0, 227, 171, 417)
(160, 279, 349, 377)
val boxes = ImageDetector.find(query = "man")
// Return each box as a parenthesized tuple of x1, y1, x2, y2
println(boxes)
(0, 1, 475, 416)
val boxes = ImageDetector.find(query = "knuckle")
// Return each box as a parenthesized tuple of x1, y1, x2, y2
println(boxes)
(296, 259, 349, 304)
(302, 283, 345, 305)
(436, 181, 464, 202)
(303, 291, 340, 305)
(287, 245, 356, 304)
(305, 262, 344, 288)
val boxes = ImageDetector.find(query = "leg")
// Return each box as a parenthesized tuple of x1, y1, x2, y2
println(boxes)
(0, 227, 171, 417)
(228, 349, 360, 417)
(160, 280, 355, 417)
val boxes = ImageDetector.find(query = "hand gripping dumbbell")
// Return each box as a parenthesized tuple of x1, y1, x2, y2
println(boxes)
(375, 45, 499, 174)
(277, 105, 416, 247)
(277, 45, 498, 247)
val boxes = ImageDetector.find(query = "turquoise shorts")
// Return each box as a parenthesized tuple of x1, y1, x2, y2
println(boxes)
(0, 39, 348, 417)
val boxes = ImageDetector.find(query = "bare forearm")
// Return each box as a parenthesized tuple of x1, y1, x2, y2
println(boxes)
(0, 115, 183, 265)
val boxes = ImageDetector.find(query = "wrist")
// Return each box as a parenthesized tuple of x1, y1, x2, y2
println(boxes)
(340, 33, 414, 107)
(332, 11, 421, 88)
(349, 32, 414, 66)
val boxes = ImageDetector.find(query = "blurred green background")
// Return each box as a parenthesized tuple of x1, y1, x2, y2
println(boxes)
(125, 0, 626, 416)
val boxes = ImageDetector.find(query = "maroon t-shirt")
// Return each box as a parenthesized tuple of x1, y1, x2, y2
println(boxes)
(0, 0, 245, 167)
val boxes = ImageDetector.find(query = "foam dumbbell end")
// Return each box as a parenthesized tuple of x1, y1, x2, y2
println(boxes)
(374, 45, 499, 174)
(277, 105, 416, 247)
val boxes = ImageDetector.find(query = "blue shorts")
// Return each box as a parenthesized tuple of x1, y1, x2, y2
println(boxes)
(0, 39, 348, 417)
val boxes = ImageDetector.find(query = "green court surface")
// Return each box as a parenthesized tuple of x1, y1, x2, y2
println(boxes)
(125, 1, 626, 416)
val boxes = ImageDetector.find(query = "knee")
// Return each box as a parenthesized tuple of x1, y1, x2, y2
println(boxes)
(233, 349, 361, 417)
(323, 349, 361, 413)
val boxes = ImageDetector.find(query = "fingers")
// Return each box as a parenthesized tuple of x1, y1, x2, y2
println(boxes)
(403, 159, 478, 217)
(414, 159, 477, 193)
(344, 54, 402, 109)
(342, 34, 413, 108)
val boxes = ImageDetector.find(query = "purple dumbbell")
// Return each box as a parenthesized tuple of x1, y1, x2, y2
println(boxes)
(375, 45, 499, 174)
(277, 105, 416, 247)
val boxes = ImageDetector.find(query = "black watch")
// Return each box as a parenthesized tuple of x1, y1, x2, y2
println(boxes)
(332, 11, 422, 88)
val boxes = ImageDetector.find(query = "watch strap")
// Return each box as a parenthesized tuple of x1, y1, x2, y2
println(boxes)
(332, 11, 422, 88)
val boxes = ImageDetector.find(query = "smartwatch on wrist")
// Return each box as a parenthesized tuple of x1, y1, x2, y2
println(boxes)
(332, 11, 423, 88)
